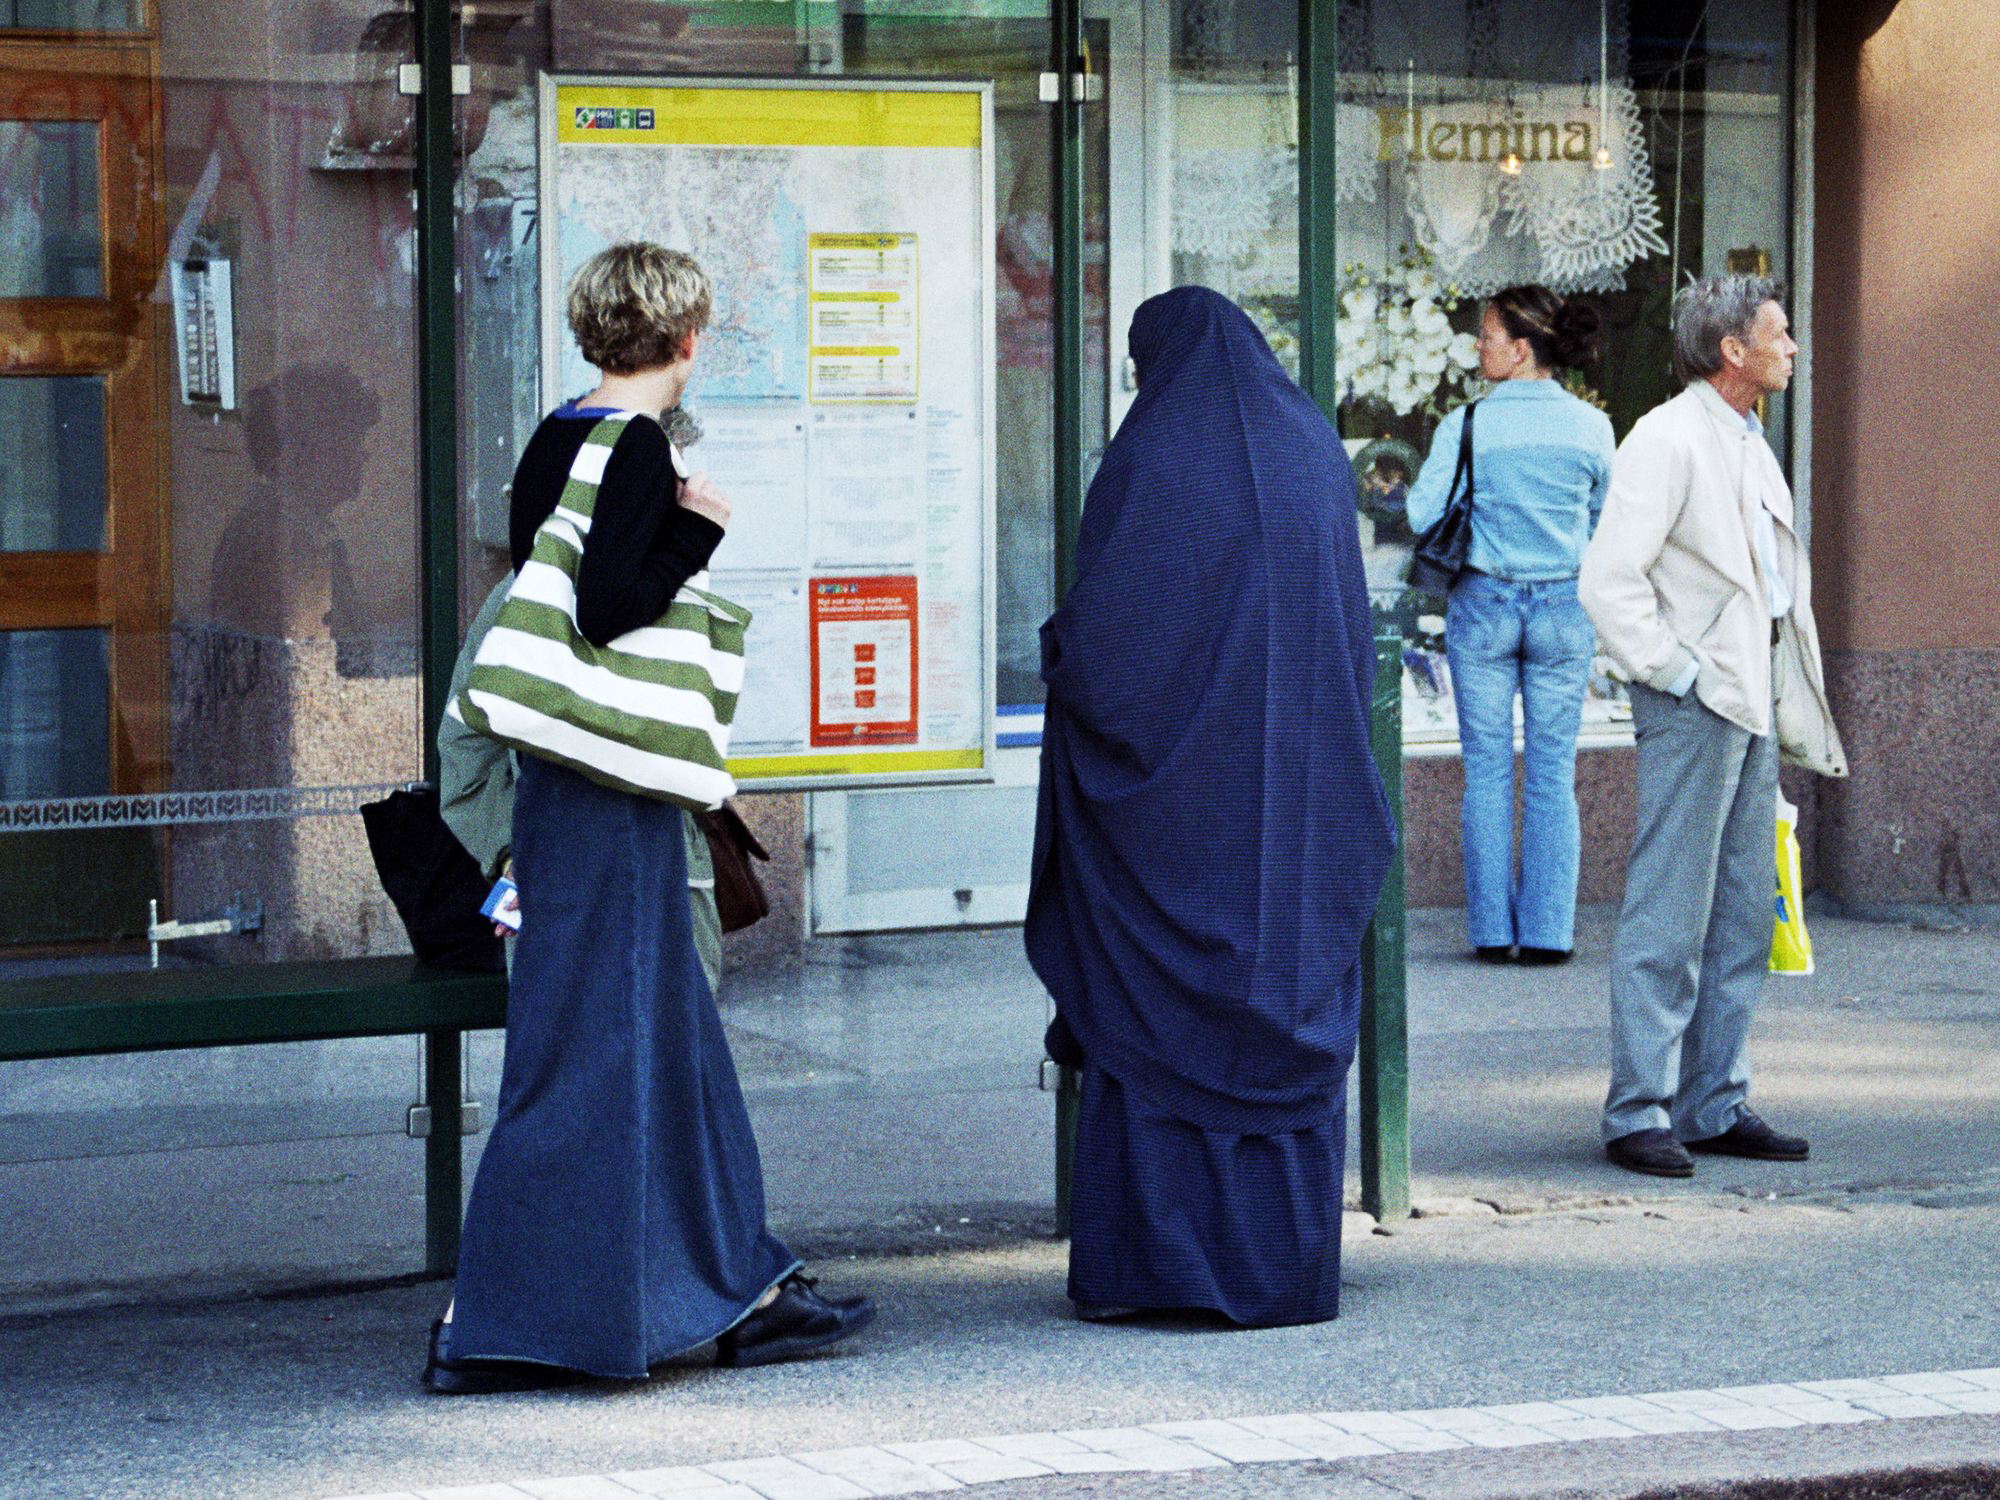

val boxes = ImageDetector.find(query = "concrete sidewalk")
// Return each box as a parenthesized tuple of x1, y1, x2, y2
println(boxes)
(4, 905, 1998, 1309)
(3, 908, 1999, 1498)
(6, 1195, 2000, 1498)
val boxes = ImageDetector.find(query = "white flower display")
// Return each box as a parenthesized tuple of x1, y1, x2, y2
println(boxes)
(1335, 249, 1482, 419)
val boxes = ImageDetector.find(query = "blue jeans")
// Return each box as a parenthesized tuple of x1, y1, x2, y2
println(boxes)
(1444, 572, 1596, 951)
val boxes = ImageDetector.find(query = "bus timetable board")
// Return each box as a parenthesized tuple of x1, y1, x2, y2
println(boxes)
(541, 76, 998, 792)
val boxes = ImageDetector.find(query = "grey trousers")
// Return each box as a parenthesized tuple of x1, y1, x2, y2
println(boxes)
(1602, 683, 1778, 1142)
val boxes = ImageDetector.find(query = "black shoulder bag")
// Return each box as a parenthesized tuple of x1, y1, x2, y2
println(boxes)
(1406, 401, 1478, 595)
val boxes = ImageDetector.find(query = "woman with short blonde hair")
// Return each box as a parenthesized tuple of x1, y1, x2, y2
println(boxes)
(423, 242, 873, 1393)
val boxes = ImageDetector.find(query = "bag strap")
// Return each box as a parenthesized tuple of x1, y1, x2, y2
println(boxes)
(550, 411, 637, 528)
(1446, 400, 1478, 511)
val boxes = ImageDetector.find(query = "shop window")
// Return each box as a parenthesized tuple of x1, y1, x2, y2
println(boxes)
(1334, 0, 1794, 751)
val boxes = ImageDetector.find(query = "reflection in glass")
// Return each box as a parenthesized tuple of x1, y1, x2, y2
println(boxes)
(0, 628, 109, 800)
(0, 120, 103, 298)
(1, 1, 141, 27)
(0, 376, 106, 552)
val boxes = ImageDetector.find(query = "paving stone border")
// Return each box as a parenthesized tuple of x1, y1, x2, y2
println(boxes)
(324, 1367, 2000, 1500)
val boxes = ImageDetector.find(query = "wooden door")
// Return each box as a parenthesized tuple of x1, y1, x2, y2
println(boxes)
(0, 35, 167, 944)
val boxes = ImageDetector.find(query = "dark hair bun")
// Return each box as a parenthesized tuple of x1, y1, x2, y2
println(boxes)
(1551, 300, 1602, 369)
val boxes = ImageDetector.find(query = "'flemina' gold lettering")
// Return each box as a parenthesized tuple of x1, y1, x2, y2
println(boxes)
(1375, 106, 1596, 167)
(1459, 121, 1512, 162)
(1376, 107, 1414, 161)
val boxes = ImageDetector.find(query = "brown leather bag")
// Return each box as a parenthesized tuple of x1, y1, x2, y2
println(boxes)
(695, 801, 772, 933)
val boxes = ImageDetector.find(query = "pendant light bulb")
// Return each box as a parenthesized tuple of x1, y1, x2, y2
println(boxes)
(1499, 150, 1523, 176)
(1593, 145, 1614, 171)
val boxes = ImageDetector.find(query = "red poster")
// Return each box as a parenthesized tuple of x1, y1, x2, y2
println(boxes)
(808, 575, 919, 747)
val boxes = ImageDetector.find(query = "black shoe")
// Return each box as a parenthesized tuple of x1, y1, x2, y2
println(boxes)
(715, 1274, 876, 1368)
(1473, 946, 1514, 964)
(421, 1320, 588, 1395)
(1605, 1128, 1695, 1178)
(1074, 1301, 1141, 1323)
(1685, 1110, 1809, 1162)
(1517, 947, 1572, 966)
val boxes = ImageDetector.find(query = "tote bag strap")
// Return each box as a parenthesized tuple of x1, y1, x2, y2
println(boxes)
(548, 410, 640, 530)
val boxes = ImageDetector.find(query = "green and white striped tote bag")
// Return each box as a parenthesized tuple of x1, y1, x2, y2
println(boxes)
(448, 411, 750, 811)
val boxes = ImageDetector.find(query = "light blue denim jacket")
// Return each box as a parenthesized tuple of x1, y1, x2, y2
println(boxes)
(1406, 380, 1616, 583)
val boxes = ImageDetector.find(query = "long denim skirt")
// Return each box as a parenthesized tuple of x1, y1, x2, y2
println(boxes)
(447, 756, 796, 1378)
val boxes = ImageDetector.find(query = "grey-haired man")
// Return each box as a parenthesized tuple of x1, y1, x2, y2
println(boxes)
(1579, 275, 1846, 1179)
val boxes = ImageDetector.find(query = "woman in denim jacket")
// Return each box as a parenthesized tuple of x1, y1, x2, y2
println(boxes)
(1407, 285, 1614, 965)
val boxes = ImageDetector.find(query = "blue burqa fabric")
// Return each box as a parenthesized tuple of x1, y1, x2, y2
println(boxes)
(448, 757, 797, 1377)
(1026, 286, 1395, 1326)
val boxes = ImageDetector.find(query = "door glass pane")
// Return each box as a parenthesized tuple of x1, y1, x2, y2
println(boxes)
(1, 1, 142, 26)
(0, 120, 103, 297)
(0, 375, 105, 550)
(0, 628, 109, 798)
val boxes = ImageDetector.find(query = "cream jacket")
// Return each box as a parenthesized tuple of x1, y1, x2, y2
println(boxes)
(1579, 380, 1847, 777)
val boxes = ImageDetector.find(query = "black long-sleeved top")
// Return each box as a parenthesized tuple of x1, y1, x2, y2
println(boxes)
(509, 410, 724, 647)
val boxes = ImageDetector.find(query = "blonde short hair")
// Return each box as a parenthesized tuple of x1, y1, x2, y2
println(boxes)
(566, 242, 712, 375)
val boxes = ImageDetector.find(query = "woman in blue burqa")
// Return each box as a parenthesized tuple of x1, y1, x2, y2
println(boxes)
(1027, 286, 1396, 1327)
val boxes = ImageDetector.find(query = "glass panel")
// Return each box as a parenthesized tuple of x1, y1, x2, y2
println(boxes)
(0, 375, 106, 551)
(1160, 0, 1302, 375)
(1335, 0, 1793, 748)
(0, 2, 426, 964)
(0, 120, 103, 297)
(1, 1, 142, 27)
(143, 0, 424, 964)
(0, 628, 109, 798)
(459, 1, 1059, 713)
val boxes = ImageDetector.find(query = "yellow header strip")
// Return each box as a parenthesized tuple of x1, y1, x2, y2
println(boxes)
(731, 749, 986, 780)
(556, 85, 982, 150)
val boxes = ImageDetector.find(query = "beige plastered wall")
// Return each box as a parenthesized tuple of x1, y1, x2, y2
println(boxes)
(1809, 0, 2000, 911)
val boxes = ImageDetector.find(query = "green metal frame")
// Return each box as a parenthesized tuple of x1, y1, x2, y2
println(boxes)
(1360, 633, 1410, 1220)
(1303, 0, 1410, 1222)
(0, 959, 506, 1063)
(1050, 0, 1085, 601)
(1047, 0, 1085, 1236)
(415, 0, 460, 783)
(412, 0, 471, 1273)
(1298, 0, 1341, 426)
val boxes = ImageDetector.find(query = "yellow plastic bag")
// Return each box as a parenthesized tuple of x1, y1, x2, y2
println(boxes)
(1771, 793, 1813, 975)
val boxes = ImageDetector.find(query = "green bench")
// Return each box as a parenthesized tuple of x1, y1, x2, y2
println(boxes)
(0, 956, 507, 1275)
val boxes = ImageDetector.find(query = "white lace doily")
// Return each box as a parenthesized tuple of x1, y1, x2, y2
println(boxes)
(1340, 0, 1669, 295)
(1395, 82, 1667, 294)
(1171, 147, 1299, 263)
